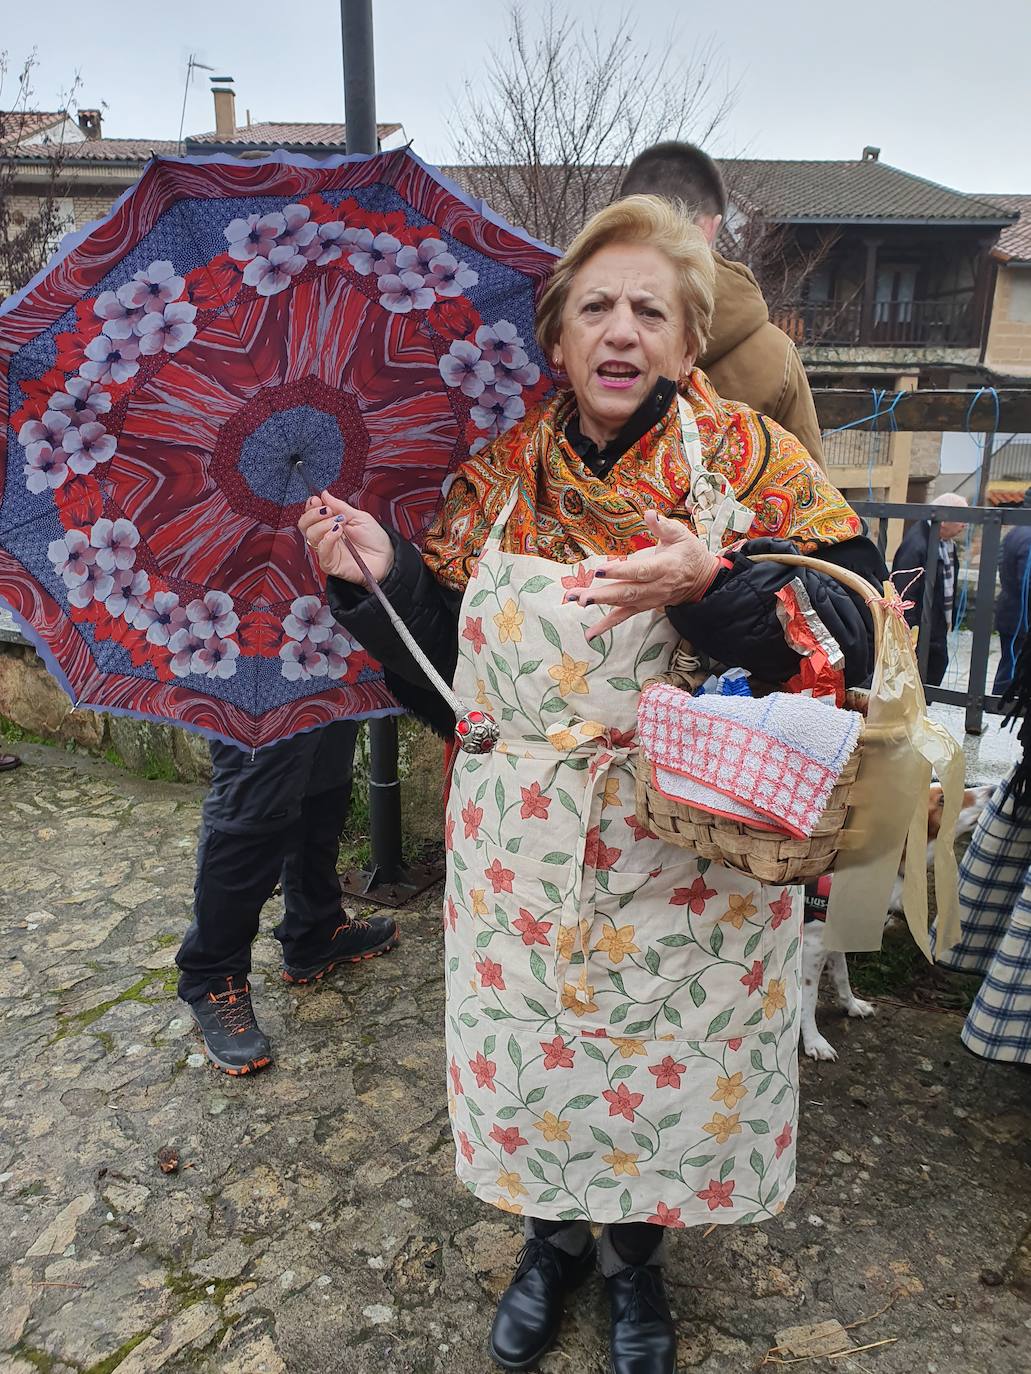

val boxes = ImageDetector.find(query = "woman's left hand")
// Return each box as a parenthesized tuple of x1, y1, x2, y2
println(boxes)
(565, 511, 720, 641)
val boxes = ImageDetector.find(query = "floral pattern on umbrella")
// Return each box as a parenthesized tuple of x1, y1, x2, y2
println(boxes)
(0, 150, 558, 747)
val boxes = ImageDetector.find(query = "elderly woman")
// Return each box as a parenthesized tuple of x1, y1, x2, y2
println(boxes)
(300, 197, 884, 1374)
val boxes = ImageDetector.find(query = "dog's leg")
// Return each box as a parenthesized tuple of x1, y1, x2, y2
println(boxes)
(827, 950, 876, 1020)
(800, 924, 838, 1061)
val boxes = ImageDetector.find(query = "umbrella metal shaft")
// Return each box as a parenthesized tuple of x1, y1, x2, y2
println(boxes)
(294, 463, 461, 715)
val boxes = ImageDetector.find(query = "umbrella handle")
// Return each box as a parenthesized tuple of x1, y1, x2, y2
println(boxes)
(294, 461, 499, 755)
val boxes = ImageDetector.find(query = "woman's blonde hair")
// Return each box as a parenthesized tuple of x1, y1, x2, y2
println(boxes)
(535, 194, 716, 362)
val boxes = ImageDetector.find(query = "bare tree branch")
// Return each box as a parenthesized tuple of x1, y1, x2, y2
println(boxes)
(449, 4, 735, 247)
(0, 50, 82, 295)
(720, 162, 841, 321)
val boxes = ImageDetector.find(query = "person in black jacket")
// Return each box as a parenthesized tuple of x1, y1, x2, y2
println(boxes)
(993, 488, 1031, 695)
(300, 196, 884, 1374)
(891, 493, 968, 688)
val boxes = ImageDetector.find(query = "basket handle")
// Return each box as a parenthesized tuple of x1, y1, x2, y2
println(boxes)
(747, 551, 887, 655)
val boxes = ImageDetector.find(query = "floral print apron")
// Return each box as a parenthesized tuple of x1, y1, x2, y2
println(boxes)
(443, 483, 803, 1228)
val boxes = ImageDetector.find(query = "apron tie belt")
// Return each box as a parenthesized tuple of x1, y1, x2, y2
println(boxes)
(545, 720, 637, 1019)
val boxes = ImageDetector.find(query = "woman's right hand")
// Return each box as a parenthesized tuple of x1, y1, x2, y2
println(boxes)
(298, 492, 395, 585)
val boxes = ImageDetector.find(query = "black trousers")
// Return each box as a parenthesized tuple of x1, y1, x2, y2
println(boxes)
(994, 632, 1025, 696)
(176, 720, 360, 1002)
(925, 646, 948, 689)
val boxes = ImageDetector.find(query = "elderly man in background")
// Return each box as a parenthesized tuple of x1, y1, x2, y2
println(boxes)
(618, 141, 825, 467)
(891, 492, 969, 687)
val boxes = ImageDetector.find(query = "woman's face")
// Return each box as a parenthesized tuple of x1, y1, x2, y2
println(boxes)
(553, 241, 694, 447)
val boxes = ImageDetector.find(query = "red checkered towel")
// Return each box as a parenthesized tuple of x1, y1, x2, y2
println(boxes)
(638, 682, 862, 839)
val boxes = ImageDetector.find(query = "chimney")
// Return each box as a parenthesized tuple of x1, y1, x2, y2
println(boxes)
(77, 109, 103, 139)
(862, 145, 881, 162)
(211, 77, 236, 139)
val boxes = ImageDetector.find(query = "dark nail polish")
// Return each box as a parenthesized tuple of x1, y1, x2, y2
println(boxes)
(595, 570, 606, 578)
(319, 507, 328, 515)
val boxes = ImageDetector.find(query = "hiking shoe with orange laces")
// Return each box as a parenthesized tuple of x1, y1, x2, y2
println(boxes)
(282, 913, 399, 985)
(190, 976, 272, 1075)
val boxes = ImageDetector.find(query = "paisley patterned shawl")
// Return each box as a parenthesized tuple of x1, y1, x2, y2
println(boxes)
(421, 367, 861, 591)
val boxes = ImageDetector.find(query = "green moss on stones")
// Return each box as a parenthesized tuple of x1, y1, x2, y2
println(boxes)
(162, 1265, 237, 1311)
(82, 1330, 150, 1374)
(52, 969, 174, 1044)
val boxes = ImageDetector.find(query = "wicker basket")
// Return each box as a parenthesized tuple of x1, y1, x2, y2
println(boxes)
(635, 551, 893, 885)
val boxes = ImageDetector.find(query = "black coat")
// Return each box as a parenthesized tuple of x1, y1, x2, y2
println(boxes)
(890, 520, 959, 672)
(995, 523, 1031, 638)
(329, 528, 887, 739)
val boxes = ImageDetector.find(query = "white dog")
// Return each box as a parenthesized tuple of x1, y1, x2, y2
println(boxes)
(799, 783, 994, 1061)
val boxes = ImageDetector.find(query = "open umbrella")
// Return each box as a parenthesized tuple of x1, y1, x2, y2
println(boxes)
(0, 148, 557, 748)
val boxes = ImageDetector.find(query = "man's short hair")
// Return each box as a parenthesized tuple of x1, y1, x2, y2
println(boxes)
(619, 142, 727, 220)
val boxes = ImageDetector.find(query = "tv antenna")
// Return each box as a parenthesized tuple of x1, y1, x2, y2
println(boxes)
(177, 54, 215, 154)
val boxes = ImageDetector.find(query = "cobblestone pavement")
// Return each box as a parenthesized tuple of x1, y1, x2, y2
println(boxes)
(1, 744, 1029, 1374)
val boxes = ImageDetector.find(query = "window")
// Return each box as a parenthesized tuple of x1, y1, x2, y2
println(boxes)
(43, 198, 76, 260)
(874, 265, 917, 325)
(804, 266, 833, 304)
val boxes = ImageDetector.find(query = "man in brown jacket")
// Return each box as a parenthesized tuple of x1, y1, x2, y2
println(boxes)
(619, 142, 825, 468)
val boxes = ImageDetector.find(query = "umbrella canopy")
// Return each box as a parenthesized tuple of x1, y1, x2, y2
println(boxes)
(0, 149, 558, 748)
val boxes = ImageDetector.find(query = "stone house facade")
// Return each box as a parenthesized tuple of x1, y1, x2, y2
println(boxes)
(982, 196, 1031, 379)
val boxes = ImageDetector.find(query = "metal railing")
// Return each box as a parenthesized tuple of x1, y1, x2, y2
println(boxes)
(771, 300, 862, 346)
(853, 499, 1031, 734)
(870, 297, 976, 345)
(991, 441, 1031, 482)
(823, 428, 892, 469)
(772, 295, 977, 348)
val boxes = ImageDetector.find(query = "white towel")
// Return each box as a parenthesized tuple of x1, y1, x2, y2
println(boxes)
(638, 684, 863, 839)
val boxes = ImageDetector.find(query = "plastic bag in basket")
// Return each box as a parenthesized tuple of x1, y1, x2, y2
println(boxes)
(823, 579, 964, 959)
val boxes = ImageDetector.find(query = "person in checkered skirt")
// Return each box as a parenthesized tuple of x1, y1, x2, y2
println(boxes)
(937, 639, 1031, 1066)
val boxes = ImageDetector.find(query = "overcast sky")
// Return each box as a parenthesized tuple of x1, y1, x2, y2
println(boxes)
(4, 0, 1029, 194)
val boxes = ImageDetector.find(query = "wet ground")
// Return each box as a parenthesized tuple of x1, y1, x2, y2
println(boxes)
(1, 742, 1029, 1374)
(929, 629, 1018, 787)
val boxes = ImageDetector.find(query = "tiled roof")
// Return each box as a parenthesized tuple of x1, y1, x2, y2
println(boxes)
(444, 159, 1015, 242)
(980, 194, 1031, 263)
(186, 121, 402, 150)
(441, 163, 620, 247)
(717, 158, 1015, 226)
(0, 110, 68, 146)
(51, 138, 181, 163)
(4, 120, 404, 167)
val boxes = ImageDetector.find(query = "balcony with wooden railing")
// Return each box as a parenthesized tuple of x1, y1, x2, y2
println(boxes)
(771, 294, 978, 348)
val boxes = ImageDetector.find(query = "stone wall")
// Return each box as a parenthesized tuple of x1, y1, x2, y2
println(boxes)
(909, 432, 943, 482)
(985, 265, 1031, 378)
(0, 637, 446, 846)
(0, 640, 212, 781)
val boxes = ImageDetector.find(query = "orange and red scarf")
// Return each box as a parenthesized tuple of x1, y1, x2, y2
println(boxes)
(421, 368, 861, 591)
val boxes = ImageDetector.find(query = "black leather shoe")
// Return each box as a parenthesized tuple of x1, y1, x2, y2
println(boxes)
(606, 1263, 677, 1374)
(489, 1235, 597, 1371)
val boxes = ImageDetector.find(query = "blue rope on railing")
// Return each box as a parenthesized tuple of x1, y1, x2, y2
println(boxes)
(822, 387, 905, 436)
(821, 387, 906, 502)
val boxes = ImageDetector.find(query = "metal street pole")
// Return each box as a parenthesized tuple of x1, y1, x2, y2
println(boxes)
(975, 430, 995, 510)
(340, 0, 378, 156)
(337, 0, 437, 903)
